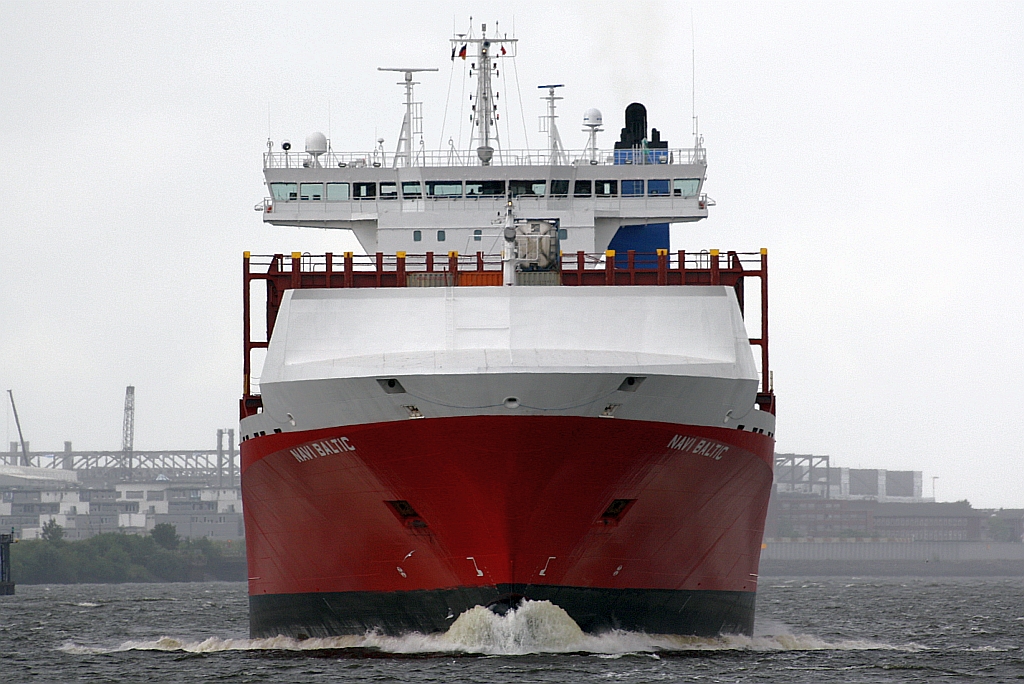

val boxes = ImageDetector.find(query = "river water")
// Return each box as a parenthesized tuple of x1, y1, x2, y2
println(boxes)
(1, 577, 1021, 682)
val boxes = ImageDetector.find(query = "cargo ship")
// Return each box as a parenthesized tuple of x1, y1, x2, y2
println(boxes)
(240, 24, 776, 638)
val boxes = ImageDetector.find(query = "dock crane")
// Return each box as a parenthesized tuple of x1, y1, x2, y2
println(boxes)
(6, 390, 29, 467)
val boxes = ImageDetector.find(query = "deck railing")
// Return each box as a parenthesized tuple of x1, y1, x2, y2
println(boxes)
(264, 146, 707, 170)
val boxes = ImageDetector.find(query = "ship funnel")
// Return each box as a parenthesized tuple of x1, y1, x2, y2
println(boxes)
(619, 103, 647, 147)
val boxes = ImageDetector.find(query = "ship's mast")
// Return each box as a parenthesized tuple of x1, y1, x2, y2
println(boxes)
(539, 84, 566, 165)
(379, 68, 437, 168)
(453, 23, 516, 165)
(501, 200, 516, 286)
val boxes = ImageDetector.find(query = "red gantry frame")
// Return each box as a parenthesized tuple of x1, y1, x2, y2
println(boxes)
(241, 249, 774, 419)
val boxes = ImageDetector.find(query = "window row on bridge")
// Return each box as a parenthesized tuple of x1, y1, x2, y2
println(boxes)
(407, 228, 568, 243)
(269, 178, 701, 202)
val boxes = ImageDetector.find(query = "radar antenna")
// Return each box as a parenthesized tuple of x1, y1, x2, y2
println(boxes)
(538, 84, 566, 165)
(378, 68, 438, 168)
(582, 107, 603, 163)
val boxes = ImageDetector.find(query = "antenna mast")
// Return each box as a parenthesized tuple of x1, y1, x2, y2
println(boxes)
(378, 68, 437, 168)
(453, 22, 517, 165)
(691, 9, 701, 147)
(538, 84, 566, 165)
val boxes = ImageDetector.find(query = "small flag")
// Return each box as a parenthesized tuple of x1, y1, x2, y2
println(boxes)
(459, 44, 467, 60)
(450, 45, 456, 61)
(500, 45, 506, 56)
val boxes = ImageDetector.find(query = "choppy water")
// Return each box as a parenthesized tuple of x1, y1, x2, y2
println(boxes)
(1, 578, 1022, 682)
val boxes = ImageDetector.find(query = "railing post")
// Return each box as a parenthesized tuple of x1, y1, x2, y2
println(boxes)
(242, 252, 251, 398)
(657, 249, 667, 285)
(476, 251, 484, 271)
(760, 247, 769, 395)
(448, 251, 459, 286)
(375, 252, 383, 287)
(426, 251, 434, 273)
(344, 251, 354, 288)
(710, 249, 720, 285)
(290, 252, 302, 290)
(627, 250, 636, 285)
(605, 250, 615, 285)
(325, 252, 333, 288)
(396, 251, 407, 287)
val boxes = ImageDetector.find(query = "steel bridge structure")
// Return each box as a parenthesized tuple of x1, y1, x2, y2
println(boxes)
(4, 430, 237, 485)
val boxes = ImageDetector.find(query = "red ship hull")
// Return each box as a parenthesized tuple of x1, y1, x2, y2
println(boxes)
(241, 414, 774, 637)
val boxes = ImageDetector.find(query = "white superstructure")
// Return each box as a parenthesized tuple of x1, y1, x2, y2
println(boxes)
(240, 285, 775, 442)
(258, 23, 711, 256)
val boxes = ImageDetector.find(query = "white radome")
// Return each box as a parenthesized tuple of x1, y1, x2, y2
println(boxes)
(583, 108, 603, 128)
(305, 131, 328, 155)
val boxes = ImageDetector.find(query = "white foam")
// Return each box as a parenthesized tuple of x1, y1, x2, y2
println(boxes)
(441, 600, 586, 653)
(58, 599, 908, 656)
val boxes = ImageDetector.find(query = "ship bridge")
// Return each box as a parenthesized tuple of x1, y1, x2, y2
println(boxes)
(260, 141, 710, 256)
(259, 27, 711, 257)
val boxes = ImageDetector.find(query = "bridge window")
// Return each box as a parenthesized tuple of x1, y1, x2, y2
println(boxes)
(596, 180, 617, 197)
(353, 182, 376, 199)
(300, 183, 323, 201)
(573, 180, 592, 197)
(473, 229, 482, 241)
(648, 179, 670, 196)
(379, 182, 398, 200)
(413, 230, 421, 242)
(510, 180, 545, 197)
(270, 183, 297, 201)
(465, 180, 505, 196)
(550, 180, 569, 197)
(326, 182, 350, 201)
(402, 181, 422, 199)
(621, 179, 643, 196)
(673, 179, 700, 198)
(427, 180, 463, 197)
(437, 230, 446, 242)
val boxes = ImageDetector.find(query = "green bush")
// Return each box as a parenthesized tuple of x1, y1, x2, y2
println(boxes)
(10, 533, 244, 584)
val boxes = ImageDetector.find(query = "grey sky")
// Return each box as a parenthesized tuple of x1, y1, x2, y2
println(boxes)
(1, 2, 1021, 506)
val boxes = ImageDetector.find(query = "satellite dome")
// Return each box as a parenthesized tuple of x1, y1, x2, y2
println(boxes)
(583, 108, 603, 127)
(305, 131, 328, 156)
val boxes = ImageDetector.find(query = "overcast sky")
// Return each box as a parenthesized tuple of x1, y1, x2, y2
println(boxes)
(1, 1, 1021, 507)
